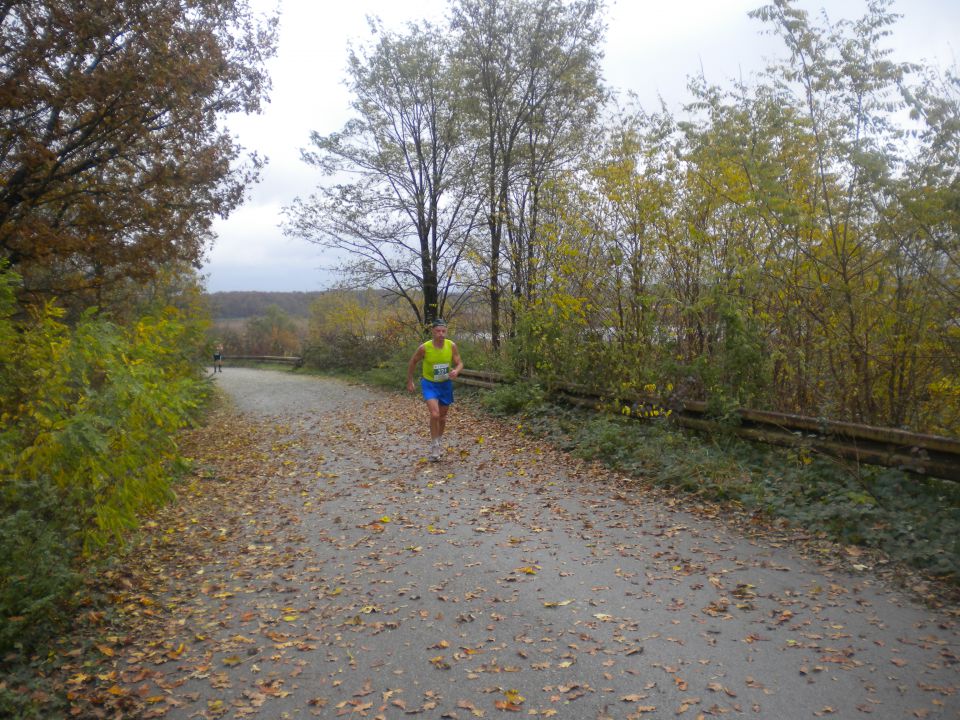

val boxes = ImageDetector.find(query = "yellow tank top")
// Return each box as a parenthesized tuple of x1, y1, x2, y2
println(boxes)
(422, 339, 453, 382)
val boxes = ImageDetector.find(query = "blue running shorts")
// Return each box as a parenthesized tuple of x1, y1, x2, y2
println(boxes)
(420, 378, 454, 406)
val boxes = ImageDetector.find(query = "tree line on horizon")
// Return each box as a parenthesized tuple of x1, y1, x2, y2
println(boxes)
(208, 290, 325, 319)
(286, 0, 960, 436)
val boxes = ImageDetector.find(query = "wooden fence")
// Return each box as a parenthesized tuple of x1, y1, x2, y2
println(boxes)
(455, 369, 960, 482)
(219, 355, 303, 367)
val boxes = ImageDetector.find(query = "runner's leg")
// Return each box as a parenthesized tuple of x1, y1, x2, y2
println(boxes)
(426, 398, 442, 441)
(438, 402, 448, 439)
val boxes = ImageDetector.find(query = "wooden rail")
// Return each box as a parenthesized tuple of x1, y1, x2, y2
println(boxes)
(455, 369, 960, 482)
(220, 355, 303, 367)
(455, 368, 502, 389)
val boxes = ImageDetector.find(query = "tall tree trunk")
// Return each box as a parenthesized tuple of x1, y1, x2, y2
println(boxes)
(489, 220, 501, 350)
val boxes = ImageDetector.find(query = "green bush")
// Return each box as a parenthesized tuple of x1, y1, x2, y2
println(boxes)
(0, 269, 209, 652)
(481, 381, 546, 416)
(358, 350, 411, 390)
(0, 483, 81, 652)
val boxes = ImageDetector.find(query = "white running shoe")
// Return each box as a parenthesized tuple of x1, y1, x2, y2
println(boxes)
(429, 439, 442, 462)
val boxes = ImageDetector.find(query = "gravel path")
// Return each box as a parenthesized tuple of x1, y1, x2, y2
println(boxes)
(101, 368, 957, 719)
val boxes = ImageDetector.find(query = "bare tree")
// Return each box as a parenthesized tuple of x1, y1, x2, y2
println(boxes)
(285, 21, 478, 327)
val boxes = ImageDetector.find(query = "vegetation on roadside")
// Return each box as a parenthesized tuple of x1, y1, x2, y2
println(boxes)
(1, 2, 275, 715)
(1, 0, 273, 674)
(0, 270, 211, 657)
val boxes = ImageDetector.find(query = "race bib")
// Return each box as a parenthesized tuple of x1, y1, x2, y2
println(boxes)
(432, 363, 450, 381)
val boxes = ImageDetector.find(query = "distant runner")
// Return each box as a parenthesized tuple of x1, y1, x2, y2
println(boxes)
(213, 343, 223, 373)
(406, 319, 463, 461)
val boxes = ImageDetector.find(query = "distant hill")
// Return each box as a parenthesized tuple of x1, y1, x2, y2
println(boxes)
(207, 291, 325, 319)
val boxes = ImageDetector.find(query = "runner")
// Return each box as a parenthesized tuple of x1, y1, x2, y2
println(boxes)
(213, 343, 223, 373)
(406, 319, 463, 461)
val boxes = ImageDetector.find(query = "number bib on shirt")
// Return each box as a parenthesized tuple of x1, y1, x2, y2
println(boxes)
(422, 339, 453, 382)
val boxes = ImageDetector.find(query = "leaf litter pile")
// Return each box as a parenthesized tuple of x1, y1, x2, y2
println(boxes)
(44, 371, 959, 718)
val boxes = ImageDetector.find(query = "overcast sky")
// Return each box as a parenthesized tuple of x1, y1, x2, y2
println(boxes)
(202, 0, 960, 293)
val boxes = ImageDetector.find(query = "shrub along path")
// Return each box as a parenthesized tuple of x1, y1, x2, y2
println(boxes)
(63, 368, 957, 719)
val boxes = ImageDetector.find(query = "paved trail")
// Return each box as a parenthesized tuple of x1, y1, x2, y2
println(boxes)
(108, 369, 957, 719)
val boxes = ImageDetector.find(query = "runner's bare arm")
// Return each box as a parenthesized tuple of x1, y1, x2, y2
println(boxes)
(406, 344, 425, 392)
(449, 343, 464, 379)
